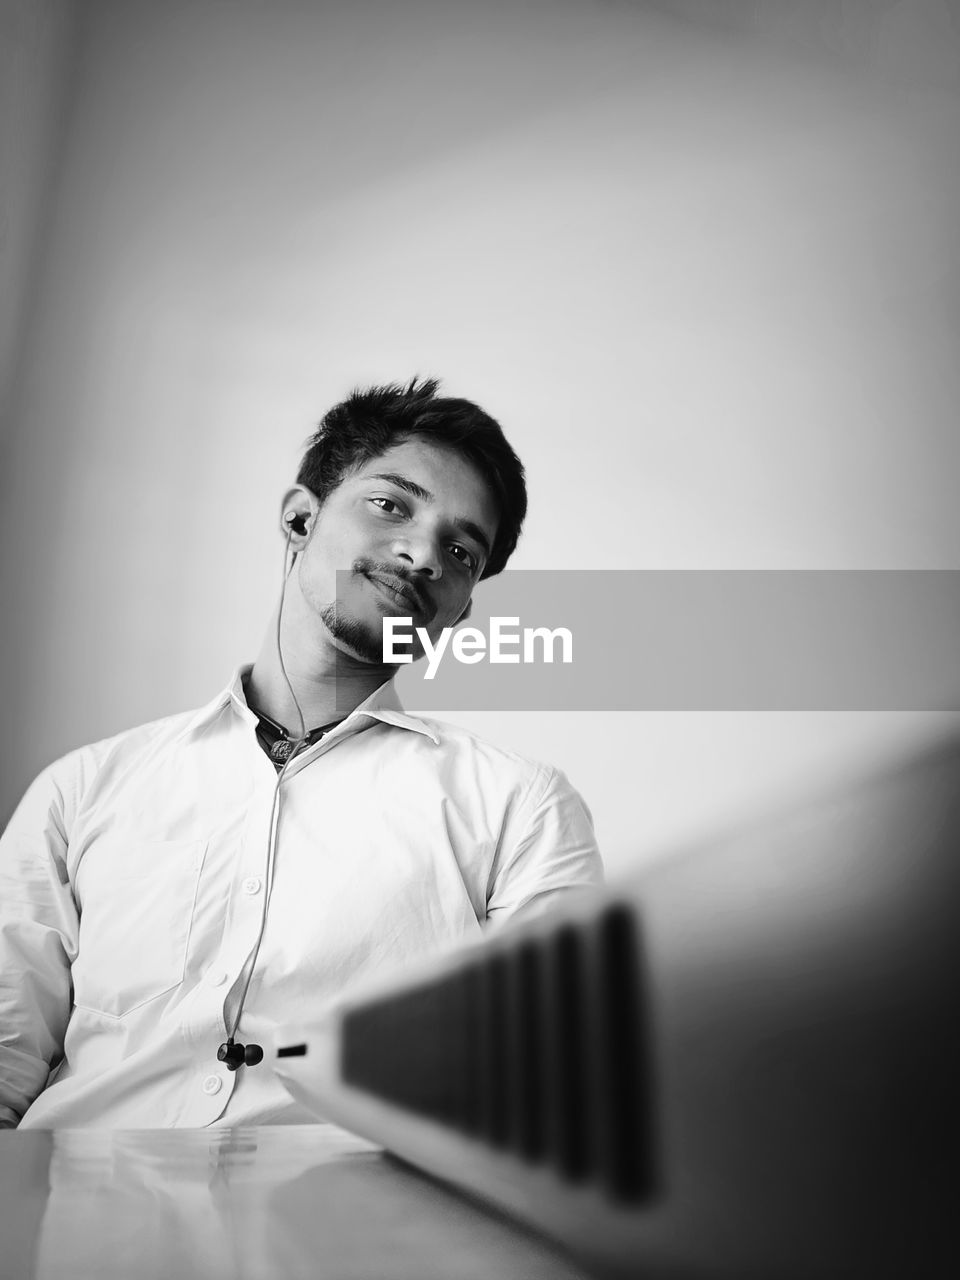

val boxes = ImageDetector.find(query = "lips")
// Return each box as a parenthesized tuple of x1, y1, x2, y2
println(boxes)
(364, 572, 429, 618)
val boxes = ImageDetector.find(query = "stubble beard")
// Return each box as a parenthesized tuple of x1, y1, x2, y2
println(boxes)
(319, 602, 385, 665)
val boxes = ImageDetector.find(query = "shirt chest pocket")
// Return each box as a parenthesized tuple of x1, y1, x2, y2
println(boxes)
(73, 837, 207, 1018)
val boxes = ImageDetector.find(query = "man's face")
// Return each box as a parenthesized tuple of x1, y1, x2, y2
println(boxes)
(295, 438, 500, 665)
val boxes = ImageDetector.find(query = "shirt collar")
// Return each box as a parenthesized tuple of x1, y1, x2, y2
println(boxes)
(176, 666, 439, 745)
(349, 678, 440, 744)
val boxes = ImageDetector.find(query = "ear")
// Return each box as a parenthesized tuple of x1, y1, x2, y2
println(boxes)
(279, 485, 319, 549)
(455, 596, 473, 624)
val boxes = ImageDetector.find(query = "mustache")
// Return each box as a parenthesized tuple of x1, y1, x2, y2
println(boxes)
(353, 558, 436, 623)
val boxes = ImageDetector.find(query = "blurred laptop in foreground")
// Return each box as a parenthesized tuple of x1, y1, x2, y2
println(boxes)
(274, 734, 959, 1280)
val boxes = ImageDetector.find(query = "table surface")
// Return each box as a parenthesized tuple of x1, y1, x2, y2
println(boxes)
(0, 1124, 594, 1280)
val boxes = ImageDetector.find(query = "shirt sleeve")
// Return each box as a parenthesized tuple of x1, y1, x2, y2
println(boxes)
(0, 760, 81, 1127)
(484, 766, 604, 928)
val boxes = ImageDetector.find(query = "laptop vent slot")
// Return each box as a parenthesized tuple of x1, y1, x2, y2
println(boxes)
(340, 902, 654, 1201)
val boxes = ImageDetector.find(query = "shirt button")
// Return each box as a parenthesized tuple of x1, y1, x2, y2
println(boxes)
(205, 969, 228, 987)
(242, 877, 262, 895)
(202, 1075, 223, 1096)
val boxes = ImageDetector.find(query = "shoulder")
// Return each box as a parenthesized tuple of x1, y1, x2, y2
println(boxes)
(404, 716, 594, 836)
(52, 706, 199, 774)
(16, 707, 203, 831)
(410, 714, 560, 792)
(399, 715, 602, 917)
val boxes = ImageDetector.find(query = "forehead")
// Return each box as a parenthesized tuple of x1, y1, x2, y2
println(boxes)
(348, 438, 500, 535)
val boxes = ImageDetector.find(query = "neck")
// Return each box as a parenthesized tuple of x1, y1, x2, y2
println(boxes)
(246, 603, 398, 732)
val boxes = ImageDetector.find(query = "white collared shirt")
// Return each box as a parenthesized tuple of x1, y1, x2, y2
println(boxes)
(0, 669, 602, 1129)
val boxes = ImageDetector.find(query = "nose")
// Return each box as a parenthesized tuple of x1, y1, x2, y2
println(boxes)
(392, 533, 442, 580)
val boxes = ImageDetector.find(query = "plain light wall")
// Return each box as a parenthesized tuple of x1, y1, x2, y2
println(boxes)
(3, 0, 960, 877)
(0, 0, 76, 424)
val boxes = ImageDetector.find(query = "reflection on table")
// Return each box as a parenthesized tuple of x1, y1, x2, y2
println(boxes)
(0, 1124, 592, 1280)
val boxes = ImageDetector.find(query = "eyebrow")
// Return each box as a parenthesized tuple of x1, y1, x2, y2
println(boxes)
(366, 471, 493, 560)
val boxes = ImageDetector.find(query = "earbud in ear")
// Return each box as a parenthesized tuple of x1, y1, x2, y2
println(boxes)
(284, 513, 308, 536)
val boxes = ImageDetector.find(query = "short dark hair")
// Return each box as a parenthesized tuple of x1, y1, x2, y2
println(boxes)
(297, 377, 527, 579)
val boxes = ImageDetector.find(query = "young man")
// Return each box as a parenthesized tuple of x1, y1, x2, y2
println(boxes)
(0, 379, 602, 1129)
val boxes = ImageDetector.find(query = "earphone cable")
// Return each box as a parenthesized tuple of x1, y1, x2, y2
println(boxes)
(224, 528, 309, 1046)
(277, 529, 307, 743)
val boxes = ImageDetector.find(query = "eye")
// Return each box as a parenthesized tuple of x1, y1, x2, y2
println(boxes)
(369, 496, 406, 516)
(447, 543, 478, 572)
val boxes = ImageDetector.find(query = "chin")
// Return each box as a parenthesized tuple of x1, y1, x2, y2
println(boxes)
(320, 604, 387, 666)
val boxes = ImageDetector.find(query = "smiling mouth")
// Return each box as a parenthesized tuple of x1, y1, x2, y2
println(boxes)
(364, 573, 429, 618)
